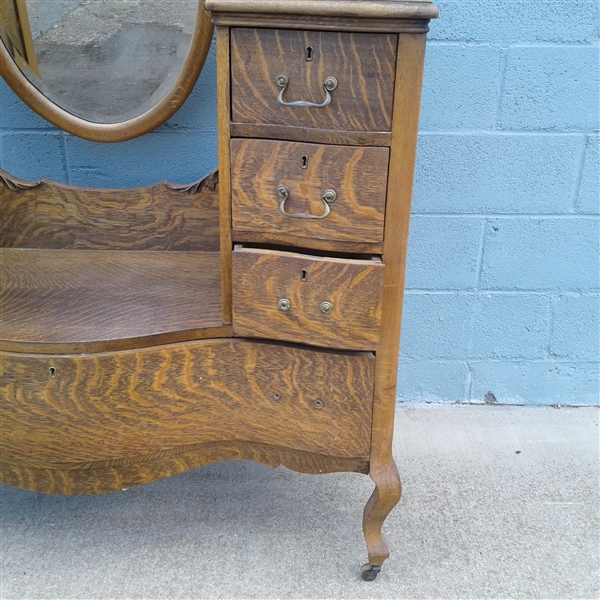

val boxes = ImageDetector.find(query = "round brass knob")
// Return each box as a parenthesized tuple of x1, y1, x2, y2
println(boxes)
(278, 298, 291, 312)
(320, 301, 333, 314)
(275, 74, 289, 88)
(324, 76, 338, 91)
(322, 189, 337, 203)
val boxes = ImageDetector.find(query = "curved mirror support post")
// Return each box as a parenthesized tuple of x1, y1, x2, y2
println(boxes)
(0, 0, 213, 141)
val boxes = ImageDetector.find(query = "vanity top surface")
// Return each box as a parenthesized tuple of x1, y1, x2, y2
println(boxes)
(0, 249, 226, 353)
(206, 0, 439, 19)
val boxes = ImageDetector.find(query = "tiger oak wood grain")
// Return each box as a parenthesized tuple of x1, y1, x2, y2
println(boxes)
(217, 26, 233, 325)
(213, 13, 431, 34)
(1, 0, 437, 579)
(232, 247, 384, 350)
(0, 444, 368, 496)
(0, 249, 223, 350)
(231, 28, 397, 132)
(0, 176, 220, 251)
(0, 328, 234, 356)
(364, 33, 428, 568)
(231, 231, 381, 255)
(0, 340, 374, 469)
(231, 139, 388, 247)
(230, 123, 391, 147)
(206, 0, 439, 21)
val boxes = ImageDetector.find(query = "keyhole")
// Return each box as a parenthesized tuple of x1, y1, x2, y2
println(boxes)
(301, 269, 308, 282)
(305, 46, 313, 61)
(49, 366, 56, 378)
(301, 155, 308, 169)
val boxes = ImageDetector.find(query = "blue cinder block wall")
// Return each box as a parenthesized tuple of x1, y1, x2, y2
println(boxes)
(1, 1, 598, 405)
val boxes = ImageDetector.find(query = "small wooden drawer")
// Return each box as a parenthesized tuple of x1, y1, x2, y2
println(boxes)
(231, 139, 389, 250)
(232, 247, 384, 350)
(231, 28, 398, 132)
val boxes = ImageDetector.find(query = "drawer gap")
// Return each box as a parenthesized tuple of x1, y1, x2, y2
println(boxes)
(234, 243, 382, 262)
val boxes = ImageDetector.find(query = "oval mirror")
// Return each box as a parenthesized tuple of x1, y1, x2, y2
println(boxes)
(0, 0, 213, 142)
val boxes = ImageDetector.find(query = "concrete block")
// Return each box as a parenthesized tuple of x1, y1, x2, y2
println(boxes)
(470, 361, 599, 406)
(397, 360, 469, 402)
(470, 294, 551, 359)
(406, 216, 483, 290)
(550, 295, 600, 360)
(576, 135, 599, 214)
(0, 79, 55, 130)
(66, 130, 218, 188)
(420, 45, 502, 130)
(480, 218, 600, 292)
(401, 293, 474, 359)
(158, 43, 218, 131)
(413, 134, 581, 213)
(0, 132, 68, 182)
(501, 47, 599, 132)
(429, 0, 599, 44)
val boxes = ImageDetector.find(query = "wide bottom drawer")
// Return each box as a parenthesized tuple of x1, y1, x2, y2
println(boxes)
(232, 247, 385, 350)
(0, 340, 374, 471)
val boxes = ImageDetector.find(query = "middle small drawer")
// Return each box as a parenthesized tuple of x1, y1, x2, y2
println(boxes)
(231, 139, 389, 252)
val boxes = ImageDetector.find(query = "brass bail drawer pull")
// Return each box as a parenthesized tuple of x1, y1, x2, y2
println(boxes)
(275, 74, 338, 108)
(276, 185, 336, 220)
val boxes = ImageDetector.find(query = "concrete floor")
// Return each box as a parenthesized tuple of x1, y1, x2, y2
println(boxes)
(1, 404, 598, 599)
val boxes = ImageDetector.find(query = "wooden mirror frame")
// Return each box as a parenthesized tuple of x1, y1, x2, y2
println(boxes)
(0, 2, 214, 143)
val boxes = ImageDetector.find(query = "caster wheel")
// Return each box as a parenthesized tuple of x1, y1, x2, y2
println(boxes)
(360, 564, 381, 581)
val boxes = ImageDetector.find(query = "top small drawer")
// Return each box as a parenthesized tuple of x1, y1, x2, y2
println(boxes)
(231, 28, 398, 132)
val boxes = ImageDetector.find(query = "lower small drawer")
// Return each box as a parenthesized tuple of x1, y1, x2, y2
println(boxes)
(232, 247, 384, 350)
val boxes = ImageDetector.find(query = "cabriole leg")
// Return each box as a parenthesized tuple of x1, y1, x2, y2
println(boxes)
(361, 460, 402, 580)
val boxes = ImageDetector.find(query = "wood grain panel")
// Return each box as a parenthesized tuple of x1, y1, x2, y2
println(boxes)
(206, 0, 439, 21)
(0, 340, 374, 471)
(231, 28, 397, 132)
(231, 139, 388, 246)
(231, 231, 382, 255)
(232, 247, 384, 350)
(230, 123, 391, 147)
(0, 444, 368, 496)
(371, 34, 427, 470)
(216, 27, 233, 324)
(363, 34, 429, 570)
(0, 249, 223, 350)
(0, 174, 220, 251)
(213, 13, 432, 34)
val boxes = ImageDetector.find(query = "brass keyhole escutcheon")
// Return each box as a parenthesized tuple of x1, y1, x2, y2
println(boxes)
(320, 301, 333, 314)
(278, 298, 291, 312)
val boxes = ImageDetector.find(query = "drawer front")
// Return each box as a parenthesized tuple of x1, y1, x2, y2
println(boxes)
(231, 139, 389, 247)
(232, 248, 384, 350)
(0, 340, 374, 468)
(231, 28, 398, 132)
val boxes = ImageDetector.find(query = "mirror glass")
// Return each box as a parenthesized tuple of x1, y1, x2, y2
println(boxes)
(1, 0, 199, 123)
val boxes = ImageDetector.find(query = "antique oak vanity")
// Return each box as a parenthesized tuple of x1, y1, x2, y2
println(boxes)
(0, 0, 437, 580)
